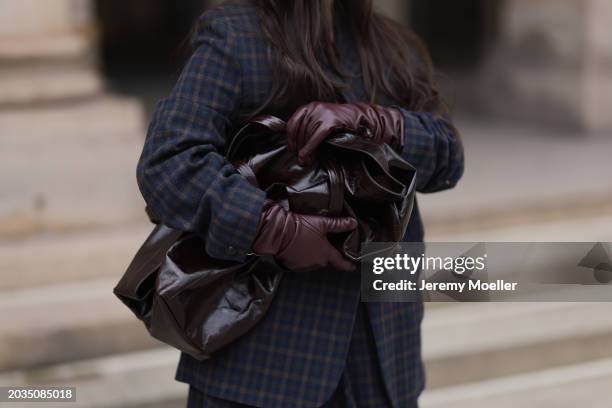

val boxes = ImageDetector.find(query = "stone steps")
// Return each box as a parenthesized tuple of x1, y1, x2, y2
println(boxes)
(0, 223, 151, 292)
(426, 213, 612, 242)
(0, 277, 161, 371)
(2, 302, 612, 407)
(0, 348, 186, 408)
(0, 95, 147, 239)
(1, 209, 611, 405)
(4, 347, 612, 408)
(3, 268, 612, 386)
(421, 357, 612, 408)
(422, 302, 612, 389)
(418, 119, 612, 235)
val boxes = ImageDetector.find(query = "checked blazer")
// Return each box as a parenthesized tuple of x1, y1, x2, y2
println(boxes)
(136, 1, 464, 407)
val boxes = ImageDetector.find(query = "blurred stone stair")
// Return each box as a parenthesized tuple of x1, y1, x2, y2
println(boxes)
(0, 223, 160, 372)
(3, 233, 612, 407)
(1, 161, 612, 407)
(0, 348, 187, 408)
(0, 223, 151, 292)
(420, 357, 612, 408)
(422, 302, 612, 389)
(6, 349, 612, 408)
(3, 282, 612, 407)
(0, 221, 188, 407)
(0, 277, 162, 371)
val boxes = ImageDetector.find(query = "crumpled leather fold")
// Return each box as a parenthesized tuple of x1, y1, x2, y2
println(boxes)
(113, 115, 417, 360)
(228, 116, 417, 261)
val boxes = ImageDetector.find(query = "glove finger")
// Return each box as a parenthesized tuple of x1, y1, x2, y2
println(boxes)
(322, 217, 358, 234)
(327, 247, 356, 272)
(297, 124, 327, 166)
(295, 114, 314, 154)
(286, 108, 308, 152)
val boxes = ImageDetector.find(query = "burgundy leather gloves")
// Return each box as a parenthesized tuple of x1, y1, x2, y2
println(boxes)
(252, 199, 358, 273)
(250, 102, 404, 272)
(287, 102, 405, 165)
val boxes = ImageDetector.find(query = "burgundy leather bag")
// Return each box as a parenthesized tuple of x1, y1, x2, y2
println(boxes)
(113, 115, 416, 360)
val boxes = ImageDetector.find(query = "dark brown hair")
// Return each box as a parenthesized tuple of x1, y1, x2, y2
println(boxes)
(252, 0, 443, 116)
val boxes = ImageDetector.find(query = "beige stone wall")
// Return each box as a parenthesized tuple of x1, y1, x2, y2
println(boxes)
(0, 0, 100, 105)
(0, 0, 91, 36)
(483, 0, 612, 130)
(0, 0, 146, 238)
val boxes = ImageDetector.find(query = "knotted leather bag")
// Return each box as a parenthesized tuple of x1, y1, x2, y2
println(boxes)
(113, 115, 417, 360)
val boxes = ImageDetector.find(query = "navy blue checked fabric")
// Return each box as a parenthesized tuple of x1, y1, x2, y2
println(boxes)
(185, 303, 419, 408)
(177, 268, 362, 408)
(136, 1, 464, 407)
(136, 2, 268, 263)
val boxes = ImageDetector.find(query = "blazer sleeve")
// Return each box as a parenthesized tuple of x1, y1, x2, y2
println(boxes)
(397, 108, 465, 193)
(136, 15, 266, 262)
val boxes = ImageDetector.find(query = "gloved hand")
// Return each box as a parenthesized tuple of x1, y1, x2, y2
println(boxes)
(286, 102, 405, 165)
(252, 199, 358, 272)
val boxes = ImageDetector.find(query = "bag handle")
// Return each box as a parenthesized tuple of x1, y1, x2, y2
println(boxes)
(226, 116, 286, 160)
(248, 115, 286, 132)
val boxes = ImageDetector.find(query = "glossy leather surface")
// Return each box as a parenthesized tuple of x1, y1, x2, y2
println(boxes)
(113, 115, 416, 360)
(286, 102, 405, 166)
(230, 116, 416, 261)
(252, 198, 359, 272)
